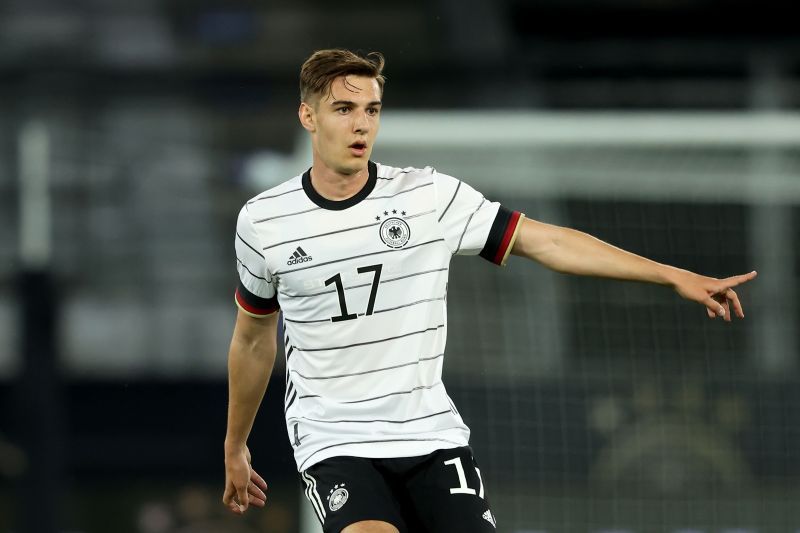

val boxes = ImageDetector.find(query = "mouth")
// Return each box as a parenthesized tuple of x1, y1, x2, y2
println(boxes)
(348, 141, 368, 156)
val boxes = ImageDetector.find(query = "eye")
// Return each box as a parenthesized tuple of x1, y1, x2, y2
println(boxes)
(366, 107, 379, 116)
(337, 107, 350, 114)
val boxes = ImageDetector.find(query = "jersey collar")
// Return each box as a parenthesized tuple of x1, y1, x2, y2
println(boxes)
(302, 161, 377, 211)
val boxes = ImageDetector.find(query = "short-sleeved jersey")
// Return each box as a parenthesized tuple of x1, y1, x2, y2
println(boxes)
(234, 161, 524, 472)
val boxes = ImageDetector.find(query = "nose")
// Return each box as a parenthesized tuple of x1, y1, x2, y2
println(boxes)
(353, 110, 370, 133)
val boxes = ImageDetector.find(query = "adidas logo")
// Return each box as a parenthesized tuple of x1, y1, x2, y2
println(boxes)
(482, 510, 496, 528)
(287, 246, 313, 265)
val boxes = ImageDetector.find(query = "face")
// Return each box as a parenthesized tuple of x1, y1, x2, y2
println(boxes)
(299, 75, 382, 176)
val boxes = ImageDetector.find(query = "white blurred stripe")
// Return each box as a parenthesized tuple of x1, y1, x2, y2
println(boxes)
(18, 120, 51, 269)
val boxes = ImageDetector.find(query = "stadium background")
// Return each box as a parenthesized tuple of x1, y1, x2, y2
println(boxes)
(1, 0, 799, 532)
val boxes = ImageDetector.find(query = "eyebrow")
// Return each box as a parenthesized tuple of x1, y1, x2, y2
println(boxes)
(330, 100, 383, 107)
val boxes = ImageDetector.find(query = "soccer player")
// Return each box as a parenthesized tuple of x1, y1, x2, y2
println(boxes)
(222, 49, 757, 533)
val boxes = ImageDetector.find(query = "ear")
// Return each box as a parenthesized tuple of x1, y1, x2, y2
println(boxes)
(298, 102, 316, 132)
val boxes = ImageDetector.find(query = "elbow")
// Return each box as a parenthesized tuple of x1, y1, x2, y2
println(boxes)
(232, 332, 277, 360)
(251, 336, 277, 358)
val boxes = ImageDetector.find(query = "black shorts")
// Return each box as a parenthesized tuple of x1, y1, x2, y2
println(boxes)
(300, 446, 497, 533)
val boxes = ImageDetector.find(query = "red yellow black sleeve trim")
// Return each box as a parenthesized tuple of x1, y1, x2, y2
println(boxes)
(479, 207, 525, 266)
(235, 281, 279, 318)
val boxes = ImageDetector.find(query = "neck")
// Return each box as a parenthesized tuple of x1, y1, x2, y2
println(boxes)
(308, 160, 370, 201)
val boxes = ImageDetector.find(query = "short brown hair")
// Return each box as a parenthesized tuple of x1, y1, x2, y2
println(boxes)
(300, 49, 385, 104)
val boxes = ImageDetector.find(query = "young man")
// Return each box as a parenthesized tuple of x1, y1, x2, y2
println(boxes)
(222, 49, 757, 533)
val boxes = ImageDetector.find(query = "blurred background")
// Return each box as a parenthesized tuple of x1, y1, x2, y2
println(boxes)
(1, 0, 799, 532)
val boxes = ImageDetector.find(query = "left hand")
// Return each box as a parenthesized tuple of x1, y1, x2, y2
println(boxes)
(670, 270, 757, 322)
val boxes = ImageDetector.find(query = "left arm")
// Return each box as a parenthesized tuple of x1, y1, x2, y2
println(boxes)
(510, 217, 757, 321)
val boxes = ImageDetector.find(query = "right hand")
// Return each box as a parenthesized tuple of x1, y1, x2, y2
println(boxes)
(223, 444, 268, 515)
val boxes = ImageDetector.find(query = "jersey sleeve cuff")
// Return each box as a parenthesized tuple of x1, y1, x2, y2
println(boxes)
(479, 207, 525, 266)
(235, 281, 280, 318)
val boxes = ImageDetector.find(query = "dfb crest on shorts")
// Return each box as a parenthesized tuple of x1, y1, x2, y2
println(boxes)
(327, 483, 349, 511)
(379, 217, 411, 249)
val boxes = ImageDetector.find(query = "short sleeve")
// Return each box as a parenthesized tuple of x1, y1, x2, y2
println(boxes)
(234, 206, 279, 317)
(433, 171, 524, 266)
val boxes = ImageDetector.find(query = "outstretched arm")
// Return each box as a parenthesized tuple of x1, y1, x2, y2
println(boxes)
(510, 217, 757, 321)
(223, 309, 278, 514)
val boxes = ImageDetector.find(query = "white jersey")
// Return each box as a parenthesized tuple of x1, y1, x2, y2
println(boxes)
(234, 161, 523, 472)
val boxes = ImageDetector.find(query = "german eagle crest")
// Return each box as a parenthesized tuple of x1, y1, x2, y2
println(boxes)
(379, 217, 411, 248)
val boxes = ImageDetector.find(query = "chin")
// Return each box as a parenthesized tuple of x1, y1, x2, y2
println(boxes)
(338, 161, 369, 175)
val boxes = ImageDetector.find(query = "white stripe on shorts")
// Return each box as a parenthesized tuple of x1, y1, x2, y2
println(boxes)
(302, 470, 326, 523)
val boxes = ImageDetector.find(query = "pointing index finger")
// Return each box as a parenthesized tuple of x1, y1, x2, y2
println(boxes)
(722, 270, 758, 288)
